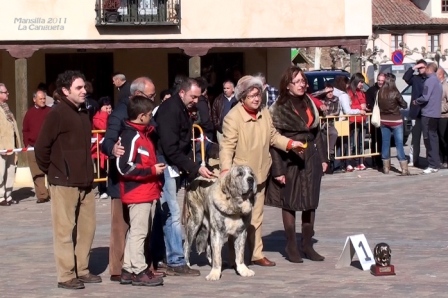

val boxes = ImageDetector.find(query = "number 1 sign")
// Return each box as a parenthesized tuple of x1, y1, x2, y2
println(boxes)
(335, 234, 375, 271)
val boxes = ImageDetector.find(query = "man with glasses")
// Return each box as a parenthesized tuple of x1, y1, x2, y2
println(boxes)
(403, 59, 427, 168)
(0, 83, 21, 206)
(101, 76, 161, 282)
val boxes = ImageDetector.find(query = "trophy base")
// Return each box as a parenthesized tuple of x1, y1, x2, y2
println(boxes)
(370, 265, 396, 276)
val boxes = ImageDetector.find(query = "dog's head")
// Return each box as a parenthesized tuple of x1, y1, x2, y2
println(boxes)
(220, 165, 257, 214)
(373, 243, 392, 266)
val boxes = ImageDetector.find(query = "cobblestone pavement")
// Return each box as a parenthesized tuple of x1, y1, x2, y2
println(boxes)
(2, 145, 448, 297)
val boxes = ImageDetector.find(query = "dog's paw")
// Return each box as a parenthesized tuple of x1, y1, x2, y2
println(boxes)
(205, 269, 221, 281)
(236, 264, 255, 277)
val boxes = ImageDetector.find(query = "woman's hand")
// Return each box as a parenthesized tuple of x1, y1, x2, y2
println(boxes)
(291, 141, 305, 149)
(322, 162, 328, 173)
(275, 175, 286, 184)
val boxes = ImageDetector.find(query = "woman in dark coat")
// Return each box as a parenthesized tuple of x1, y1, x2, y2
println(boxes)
(266, 66, 328, 263)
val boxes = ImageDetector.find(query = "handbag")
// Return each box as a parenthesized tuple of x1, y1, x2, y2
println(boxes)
(371, 92, 381, 128)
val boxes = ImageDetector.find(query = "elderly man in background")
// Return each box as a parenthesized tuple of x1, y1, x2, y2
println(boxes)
(0, 83, 21, 206)
(415, 63, 443, 174)
(112, 72, 131, 107)
(211, 80, 237, 144)
(101, 77, 160, 282)
(23, 90, 51, 203)
(437, 68, 448, 167)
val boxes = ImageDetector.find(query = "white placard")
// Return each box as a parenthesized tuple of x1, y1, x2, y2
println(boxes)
(335, 234, 375, 271)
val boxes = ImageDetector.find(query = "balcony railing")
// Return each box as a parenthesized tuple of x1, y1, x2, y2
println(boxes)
(95, 0, 180, 26)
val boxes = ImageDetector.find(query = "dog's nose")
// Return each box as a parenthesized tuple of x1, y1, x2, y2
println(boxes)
(247, 176, 254, 186)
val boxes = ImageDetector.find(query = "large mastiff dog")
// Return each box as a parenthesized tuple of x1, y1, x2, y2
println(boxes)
(182, 165, 257, 281)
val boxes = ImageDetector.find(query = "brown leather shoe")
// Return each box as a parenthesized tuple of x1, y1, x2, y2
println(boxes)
(57, 278, 85, 290)
(110, 275, 120, 282)
(252, 257, 276, 267)
(78, 273, 102, 283)
(0, 200, 10, 206)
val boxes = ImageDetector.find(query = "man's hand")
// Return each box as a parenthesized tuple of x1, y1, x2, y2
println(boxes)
(275, 175, 286, 184)
(322, 162, 328, 173)
(413, 63, 426, 70)
(112, 139, 125, 158)
(154, 163, 166, 175)
(198, 166, 213, 179)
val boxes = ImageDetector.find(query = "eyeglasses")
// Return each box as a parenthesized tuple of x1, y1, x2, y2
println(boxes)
(0, 91, 9, 94)
(138, 90, 156, 100)
(246, 93, 261, 100)
(290, 79, 307, 86)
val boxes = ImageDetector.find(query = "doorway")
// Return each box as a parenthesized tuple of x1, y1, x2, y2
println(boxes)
(45, 53, 115, 104)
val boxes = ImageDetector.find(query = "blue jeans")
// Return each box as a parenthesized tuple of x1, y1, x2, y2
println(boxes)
(380, 124, 406, 161)
(156, 155, 185, 267)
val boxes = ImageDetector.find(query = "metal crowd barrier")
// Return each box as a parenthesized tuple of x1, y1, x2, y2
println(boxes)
(91, 130, 108, 183)
(320, 113, 380, 160)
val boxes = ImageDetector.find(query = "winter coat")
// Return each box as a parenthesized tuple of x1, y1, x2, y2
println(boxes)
(117, 121, 161, 205)
(0, 105, 21, 154)
(219, 103, 291, 184)
(35, 97, 94, 188)
(265, 95, 327, 211)
(378, 90, 407, 122)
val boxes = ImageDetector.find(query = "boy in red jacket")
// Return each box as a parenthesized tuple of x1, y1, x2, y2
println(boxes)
(116, 96, 166, 287)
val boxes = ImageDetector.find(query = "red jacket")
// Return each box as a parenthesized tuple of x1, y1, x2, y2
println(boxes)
(347, 89, 367, 123)
(91, 111, 109, 169)
(308, 94, 323, 109)
(117, 121, 161, 204)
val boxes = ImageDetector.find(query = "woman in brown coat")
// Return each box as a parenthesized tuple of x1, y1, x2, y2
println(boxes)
(220, 75, 305, 267)
(266, 66, 328, 263)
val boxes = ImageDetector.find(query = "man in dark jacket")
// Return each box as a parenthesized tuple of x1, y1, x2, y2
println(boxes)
(365, 73, 386, 169)
(403, 59, 427, 167)
(415, 62, 443, 173)
(35, 70, 102, 290)
(112, 72, 131, 108)
(154, 77, 213, 276)
(101, 77, 156, 282)
(211, 80, 237, 143)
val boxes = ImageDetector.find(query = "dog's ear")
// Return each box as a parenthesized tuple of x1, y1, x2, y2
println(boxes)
(220, 169, 239, 199)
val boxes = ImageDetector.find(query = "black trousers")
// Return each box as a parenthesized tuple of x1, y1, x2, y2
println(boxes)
(411, 118, 422, 165)
(421, 116, 440, 169)
(438, 118, 448, 163)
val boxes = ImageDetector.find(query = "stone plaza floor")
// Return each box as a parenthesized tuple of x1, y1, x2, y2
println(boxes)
(2, 141, 448, 297)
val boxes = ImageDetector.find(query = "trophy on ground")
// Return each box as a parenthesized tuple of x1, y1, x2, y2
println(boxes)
(370, 243, 396, 276)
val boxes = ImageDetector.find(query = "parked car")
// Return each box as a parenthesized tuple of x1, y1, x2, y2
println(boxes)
(304, 69, 369, 94)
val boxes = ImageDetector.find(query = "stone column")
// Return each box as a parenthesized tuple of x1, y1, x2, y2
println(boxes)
(189, 56, 201, 78)
(7, 47, 37, 167)
(181, 47, 210, 78)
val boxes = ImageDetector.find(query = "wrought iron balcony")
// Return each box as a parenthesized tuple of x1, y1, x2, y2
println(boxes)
(95, 0, 180, 26)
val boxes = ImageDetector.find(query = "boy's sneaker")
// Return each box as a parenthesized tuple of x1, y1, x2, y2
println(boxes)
(423, 167, 439, 174)
(99, 193, 108, 199)
(57, 278, 85, 290)
(120, 269, 134, 285)
(346, 165, 354, 172)
(355, 164, 366, 171)
(166, 264, 200, 276)
(132, 269, 163, 286)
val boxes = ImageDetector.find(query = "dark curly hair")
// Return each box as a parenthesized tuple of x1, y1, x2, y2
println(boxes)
(56, 70, 86, 95)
